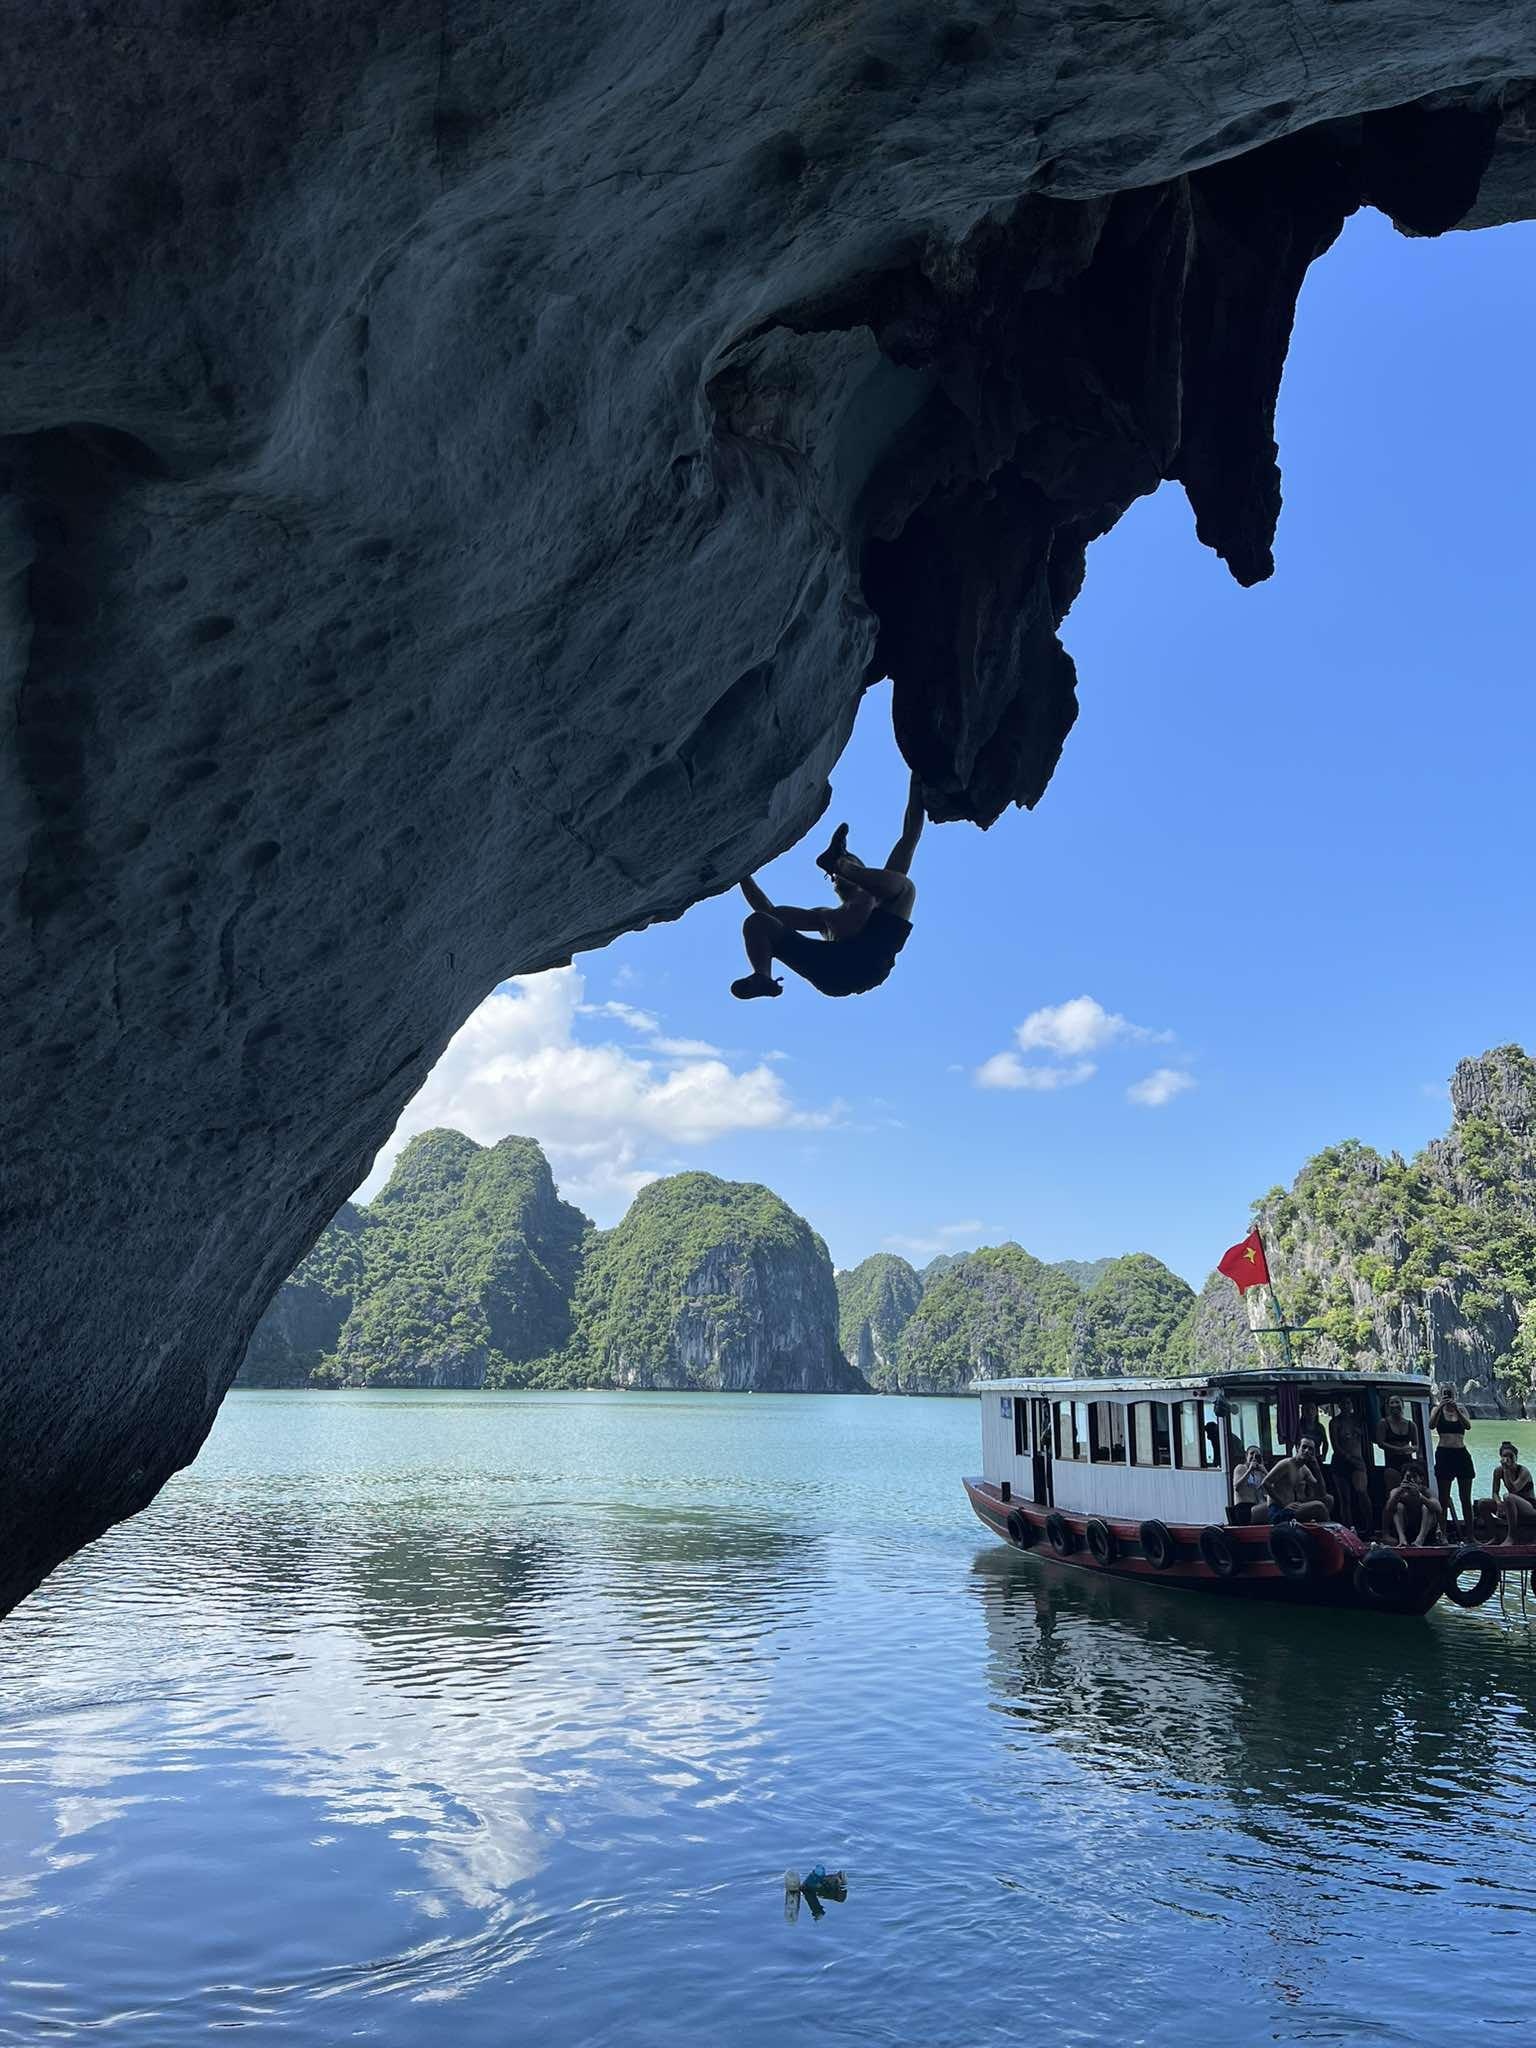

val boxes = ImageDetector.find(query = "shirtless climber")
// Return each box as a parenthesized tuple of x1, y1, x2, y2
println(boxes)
(731, 770, 924, 1001)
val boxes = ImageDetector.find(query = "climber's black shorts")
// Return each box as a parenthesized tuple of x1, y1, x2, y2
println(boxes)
(773, 909, 911, 998)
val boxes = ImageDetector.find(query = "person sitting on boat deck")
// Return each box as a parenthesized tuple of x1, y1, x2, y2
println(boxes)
(1327, 1401, 1372, 1535)
(1430, 1383, 1476, 1534)
(1478, 1441, 1536, 1547)
(1375, 1396, 1418, 1484)
(731, 772, 923, 1002)
(1383, 1463, 1447, 1548)
(1262, 1439, 1331, 1523)
(1232, 1445, 1269, 1520)
(1295, 1415, 1339, 1518)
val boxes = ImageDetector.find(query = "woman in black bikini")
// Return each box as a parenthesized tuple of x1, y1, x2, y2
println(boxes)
(1375, 1396, 1418, 1484)
(1430, 1384, 1475, 1534)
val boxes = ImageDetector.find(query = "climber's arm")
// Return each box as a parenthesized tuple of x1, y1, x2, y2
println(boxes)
(883, 770, 926, 875)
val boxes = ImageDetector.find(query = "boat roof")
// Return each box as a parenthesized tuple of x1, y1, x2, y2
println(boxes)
(971, 1368, 1434, 1399)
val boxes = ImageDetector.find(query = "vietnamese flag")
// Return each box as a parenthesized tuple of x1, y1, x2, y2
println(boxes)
(1218, 1229, 1271, 1293)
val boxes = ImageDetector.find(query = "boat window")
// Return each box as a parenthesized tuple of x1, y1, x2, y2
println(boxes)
(1231, 1398, 1272, 1462)
(1131, 1400, 1172, 1467)
(1073, 1402, 1091, 1462)
(1014, 1400, 1030, 1457)
(1090, 1400, 1128, 1464)
(1175, 1400, 1220, 1470)
(1054, 1402, 1074, 1461)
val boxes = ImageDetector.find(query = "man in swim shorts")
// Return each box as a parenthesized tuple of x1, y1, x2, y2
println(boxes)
(1261, 1440, 1331, 1523)
(731, 770, 924, 1002)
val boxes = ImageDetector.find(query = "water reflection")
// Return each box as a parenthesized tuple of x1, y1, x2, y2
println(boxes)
(973, 1548, 1536, 1815)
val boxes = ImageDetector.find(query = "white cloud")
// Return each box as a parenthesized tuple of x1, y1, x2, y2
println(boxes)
(354, 968, 833, 1218)
(1127, 1068, 1196, 1108)
(1014, 995, 1170, 1057)
(975, 1053, 1097, 1092)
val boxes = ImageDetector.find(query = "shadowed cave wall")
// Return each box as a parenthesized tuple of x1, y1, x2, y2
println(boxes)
(4, 2, 1536, 1612)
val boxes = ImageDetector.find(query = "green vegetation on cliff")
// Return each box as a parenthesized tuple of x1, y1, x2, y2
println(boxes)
(244, 1146, 860, 1393)
(559, 1173, 859, 1392)
(290, 1138, 593, 1392)
(836, 1254, 924, 1381)
(1191, 1047, 1536, 1412)
(892, 1243, 1194, 1392)
(239, 1202, 370, 1386)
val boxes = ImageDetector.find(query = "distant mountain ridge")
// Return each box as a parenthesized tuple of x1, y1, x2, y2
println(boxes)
(836, 1245, 1195, 1394)
(242, 1045, 1536, 1409)
(240, 1134, 859, 1394)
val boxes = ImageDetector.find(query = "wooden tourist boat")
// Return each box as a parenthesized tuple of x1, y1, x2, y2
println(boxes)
(964, 1368, 1536, 1615)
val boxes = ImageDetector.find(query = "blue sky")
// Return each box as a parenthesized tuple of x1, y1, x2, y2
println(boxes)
(359, 211, 1536, 1286)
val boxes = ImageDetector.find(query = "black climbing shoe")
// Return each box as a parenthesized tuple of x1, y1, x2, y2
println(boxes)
(814, 822, 849, 877)
(731, 973, 783, 1001)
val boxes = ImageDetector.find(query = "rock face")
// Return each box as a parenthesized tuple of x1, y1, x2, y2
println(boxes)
(567, 1174, 863, 1394)
(7, 10, 1536, 1607)
(1191, 1048, 1536, 1413)
(836, 1254, 924, 1381)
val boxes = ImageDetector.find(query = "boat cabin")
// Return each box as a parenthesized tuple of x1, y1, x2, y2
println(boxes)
(975, 1368, 1435, 1529)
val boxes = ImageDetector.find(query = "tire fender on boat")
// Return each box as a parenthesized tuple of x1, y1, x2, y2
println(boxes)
(1198, 1525, 1242, 1578)
(1353, 1545, 1410, 1605)
(1268, 1522, 1315, 1581)
(1085, 1518, 1117, 1566)
(1138, 1519, 1178, 1570)
(1045, 1512, 1076, 1555)
(1442, 1544, 1501, 1609)
(1006, 1509, 1038, 1549)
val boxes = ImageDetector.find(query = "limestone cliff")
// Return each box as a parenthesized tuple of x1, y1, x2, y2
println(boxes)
(862, 1245, 1194, 1392)
(278, 1131, 592, 1388)
(566, 1174, 863, 1394)
(7, 5, 1536, 1607)
(836, 1254, 924, 1382)
(1191, 1048, 1536, 1414)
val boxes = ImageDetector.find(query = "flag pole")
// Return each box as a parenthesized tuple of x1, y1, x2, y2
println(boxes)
(1250, 1231, 1296, 1368)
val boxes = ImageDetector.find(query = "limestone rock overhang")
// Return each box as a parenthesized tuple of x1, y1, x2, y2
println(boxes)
(3, 3, 1535, 1613)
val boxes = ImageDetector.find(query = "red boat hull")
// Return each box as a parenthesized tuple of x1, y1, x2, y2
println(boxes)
(962, 1476, 1529, 1614)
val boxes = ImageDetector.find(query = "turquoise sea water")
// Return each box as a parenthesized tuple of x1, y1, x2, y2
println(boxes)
(2, 1392, 1534, 2046)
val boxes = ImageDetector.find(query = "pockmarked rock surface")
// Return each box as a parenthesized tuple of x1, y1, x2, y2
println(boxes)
(6, 6, 1536, 1608)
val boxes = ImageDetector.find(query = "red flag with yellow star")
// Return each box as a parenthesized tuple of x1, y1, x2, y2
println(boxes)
(1218, 1229, 1270, 1293)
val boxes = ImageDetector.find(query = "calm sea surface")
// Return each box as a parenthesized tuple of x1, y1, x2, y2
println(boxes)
(2, 1393, 1535, 2046)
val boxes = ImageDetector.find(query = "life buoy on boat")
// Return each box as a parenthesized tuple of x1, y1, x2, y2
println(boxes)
(1006, 1509, 1038, 1549)
(1085, 1518, 1117, 1566)
(1353, 1545, 1410, 1605)
(1268, 1522, 1315, 1581)
(1045, 1512, 1076, 1555)
(1441, 1544, 1501, 1609)
(1198, 1525, 1242, 1578)
(1138, 1519, 1178, 1570)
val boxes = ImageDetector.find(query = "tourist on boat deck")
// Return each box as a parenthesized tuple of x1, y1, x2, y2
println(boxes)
(1383, 1464, 1447, 1548)
(732, 771, 923, 1001)
(1233, 1445, 1269, 1517)
(1430, 1383, 1476, 1532)
(1327, 1401, 1372, 1534)
(1478, 1441, 1536, 1547)
(1295, 1416, 1338, 1518)
(1375, 1396, 1418, 1482)
(1261, 1439, 1331, 1523)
